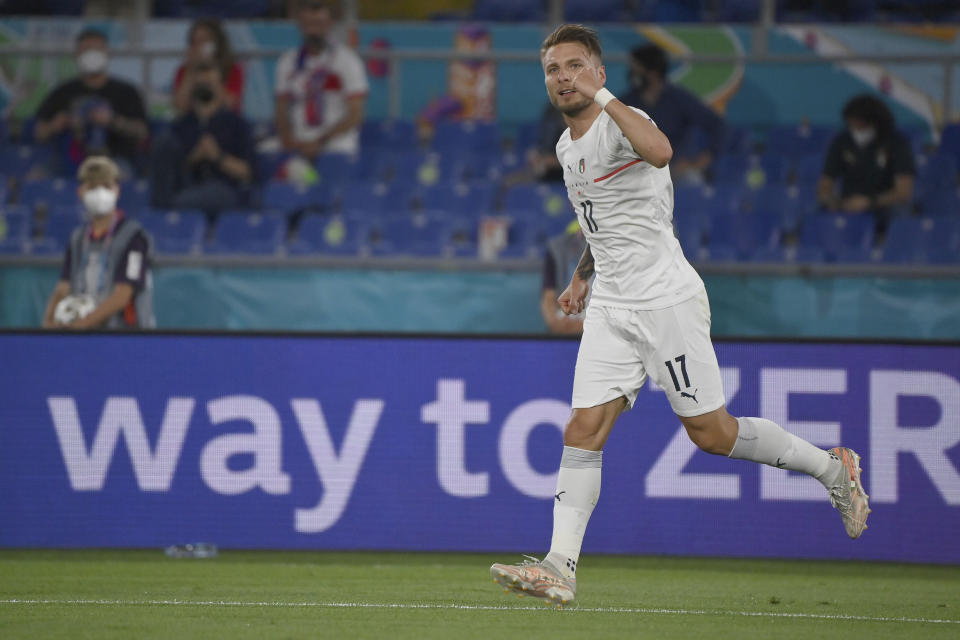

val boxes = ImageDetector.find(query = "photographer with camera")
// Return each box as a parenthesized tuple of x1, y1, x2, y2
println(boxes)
(150, 61, 255, 214)
(34, 28, 149, 177)
(42, 156, 155, 330)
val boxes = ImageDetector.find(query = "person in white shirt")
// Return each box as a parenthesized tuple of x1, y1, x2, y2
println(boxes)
(489, 24, 870, 609)
(274, 0, 368, 158)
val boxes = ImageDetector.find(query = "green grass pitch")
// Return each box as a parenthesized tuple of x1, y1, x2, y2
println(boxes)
(1, 550, 958, 639)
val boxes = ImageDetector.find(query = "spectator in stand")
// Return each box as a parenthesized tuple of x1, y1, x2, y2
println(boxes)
(172, 19, 244, 115)
(541, 222, 587, 335)
(150, 61, 255, 213)
(503, 103, 567, 187)
(274, 0, 369, 159)
(34, 28, 148, 177)
(622, 44, 725, 185)
(818, 94, 915, 231)
(42, 156, 155, 330)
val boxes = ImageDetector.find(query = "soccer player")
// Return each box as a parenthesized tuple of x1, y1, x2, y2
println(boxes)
(490, 25, 870, 608)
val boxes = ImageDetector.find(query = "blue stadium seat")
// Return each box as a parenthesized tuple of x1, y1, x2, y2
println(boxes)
(708, 211, 782, 261)
(0, 145, 52, 180)
(441, 148, 502, 184)
(314, 153, 362, 186)
(138, 209, 206, 255)
(472, 0, 544, 21)
(361, 120, 418, 151)
(118, 180, 151, 213)
(289, 214, 366, 256)
(432, 121, 500, 156)
(914, 153, 958, 197)
(939, 123, 960, 167)
(742, 184, 808, 233)
(503, 183, 570, 219)
(799, 213, 875, 262)
(499, 217, 544, 259)
(766, 125, 835, 156)
(0, 206, 29, 254)
(564, 0, 627, 21)
(31, 206, 84, 255)
(379, 150, 451, 188)
(261, 180, 332, 216)
(368, 214, 450, 257)
(18, 178, 79, 210)
(446, 215, 480, 258)
(882, 217, 960, 264)
(672, 206, 706, 261)
(789, 153, 825, 187)
(916, 186, 960, 218)
(340, 181, 414, 216)
(208, 212, 286, 255)
(416, 182, 496, 218)
(752, 245, 826, 263)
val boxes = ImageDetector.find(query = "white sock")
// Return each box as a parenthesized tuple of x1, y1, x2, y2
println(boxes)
(729, 416, 840, 488)
(545, 446, 601, 580)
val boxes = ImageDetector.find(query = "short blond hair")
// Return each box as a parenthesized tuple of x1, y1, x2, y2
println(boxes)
(77, 155, 119, 186)
(541, 24, 603, 61)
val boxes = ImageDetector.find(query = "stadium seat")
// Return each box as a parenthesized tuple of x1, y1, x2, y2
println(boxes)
(799, 213, 875, 262)
(503, 183, 571, 219)
(916, 186, 960, 218)
(708, 211, 782, 261)
(360, 120, 418, 151)
(789, 153, 825, 187)
(0, 206, 29, 254)
(472, 0, 544, 22)
(564, 0, 627, 22)
(938, 123, 960, 166)
(207, 212, 286, 255)
(138, 209, 206, 255)
(18, 178, 79, 210)
(118, 180, 151, 213)
(380, 150, 450, 188)
(431, 121, 500, 157)
(31, 206, 84, 255)
(0, 145, 51, 181)
(368, 214, 450, 257)
(415, 182, 496, 218)
(766, 124, 835, 157)
(339, 181, 414, 217)
(499, 217, 544, 259)
(742, 184, 807, 233)
(261, 180, 331, 216)
(672, 206, 706, 260)
(881, 217, 960, 264)
(289, 214, 366, 256)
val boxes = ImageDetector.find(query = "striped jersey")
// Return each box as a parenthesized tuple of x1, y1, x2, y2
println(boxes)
(555, 107, 703, 309)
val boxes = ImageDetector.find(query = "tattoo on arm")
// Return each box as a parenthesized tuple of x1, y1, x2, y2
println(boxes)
(575, 245, 594, 280)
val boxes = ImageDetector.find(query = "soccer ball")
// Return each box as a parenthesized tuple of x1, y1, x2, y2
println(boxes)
(53, 294, 97, 325)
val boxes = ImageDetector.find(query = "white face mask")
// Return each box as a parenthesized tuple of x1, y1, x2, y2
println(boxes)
(77, 49, 109, 75)
(850, 127, 876, 148)
(83, 186, 118, 217)
(199, 41, 216, 59)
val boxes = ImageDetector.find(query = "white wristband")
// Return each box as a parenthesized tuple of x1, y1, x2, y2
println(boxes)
(594, 88, 616, 110)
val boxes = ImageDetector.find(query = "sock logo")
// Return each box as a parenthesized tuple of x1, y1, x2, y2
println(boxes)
(566, 558, 577, 574)
(680, 388, 699, 403)
(554, 491, 566, 502)
(775, 458, 787, 468)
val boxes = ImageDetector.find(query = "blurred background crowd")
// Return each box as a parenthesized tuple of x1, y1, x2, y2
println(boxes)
(0, 0, 958, 334)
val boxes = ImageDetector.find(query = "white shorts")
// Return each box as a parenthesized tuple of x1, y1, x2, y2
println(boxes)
(571, 288, 725, 417)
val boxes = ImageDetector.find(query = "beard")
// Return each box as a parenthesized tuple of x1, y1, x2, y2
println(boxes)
(550, 93, 593, 117)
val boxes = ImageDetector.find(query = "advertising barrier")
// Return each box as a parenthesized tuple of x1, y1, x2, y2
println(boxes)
(1, 332, 957, 563)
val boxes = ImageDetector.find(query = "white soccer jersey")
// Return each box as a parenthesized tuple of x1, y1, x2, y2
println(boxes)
(275, 42, 369, 155)
(556, 107, 703, 309)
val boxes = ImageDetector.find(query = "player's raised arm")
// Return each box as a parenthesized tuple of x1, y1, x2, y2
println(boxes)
(572, 66, 673, 168)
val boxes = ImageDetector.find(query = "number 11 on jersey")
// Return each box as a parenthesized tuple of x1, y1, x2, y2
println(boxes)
(580, 200, 598, 233)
